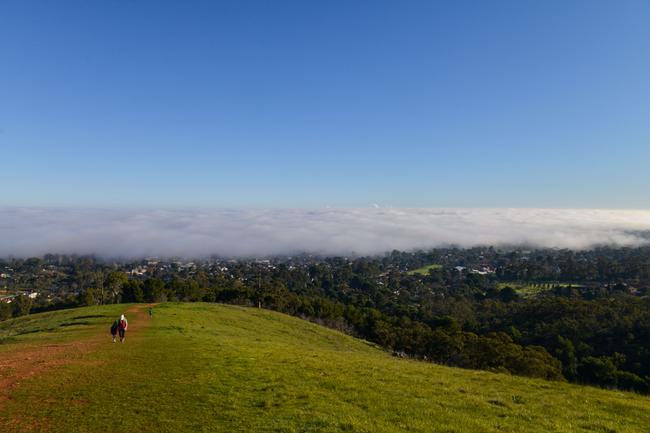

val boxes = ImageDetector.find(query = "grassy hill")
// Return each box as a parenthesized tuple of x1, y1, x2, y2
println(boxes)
(406, 264, 443, 275)
(1, 303, 649, 432)
(496, 282, 583, 298)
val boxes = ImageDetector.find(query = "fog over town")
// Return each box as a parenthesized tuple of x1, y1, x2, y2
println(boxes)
(2, 207, 650, 258)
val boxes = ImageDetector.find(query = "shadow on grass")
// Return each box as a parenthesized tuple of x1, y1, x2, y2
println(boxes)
(72, 315, 110, 320)
(60, 322, 91, 327)
(0, 336, 17, 345)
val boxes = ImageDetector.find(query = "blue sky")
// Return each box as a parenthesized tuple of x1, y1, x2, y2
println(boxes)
(1, 0, 649, 208)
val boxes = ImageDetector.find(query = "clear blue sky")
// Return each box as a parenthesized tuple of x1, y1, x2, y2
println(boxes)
(1, 0, 649, 208)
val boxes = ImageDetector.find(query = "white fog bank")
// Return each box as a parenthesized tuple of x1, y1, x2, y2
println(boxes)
(1, 208, 650, 258)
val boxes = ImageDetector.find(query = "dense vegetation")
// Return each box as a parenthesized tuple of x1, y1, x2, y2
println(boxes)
(2, 246, 650, 393)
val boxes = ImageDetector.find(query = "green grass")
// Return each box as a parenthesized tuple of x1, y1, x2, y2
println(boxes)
(1, 303, 649, 432)
(0, 304, 130, 348)
(406, 264, 443, 275)
(497, 282, 583, 298)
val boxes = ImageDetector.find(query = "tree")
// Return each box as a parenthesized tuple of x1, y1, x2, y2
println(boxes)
(81, 287, 97, 306)
(92, 271, 106, 304)
(12, 295, 33, 317)
(578, 356, 618, 387)
(143, 278, 165, 302)
(0, 302, 12, 321)
(122, 280, 145, 303)
(105, 271, 128, 304)
(555, 336, 578, 381)
(499, 286, 519, 303)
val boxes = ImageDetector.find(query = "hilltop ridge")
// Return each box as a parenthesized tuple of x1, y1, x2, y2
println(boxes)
(1, 303, 648, 432)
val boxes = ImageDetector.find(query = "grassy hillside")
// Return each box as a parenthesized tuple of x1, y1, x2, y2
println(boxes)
(496, 282, 583, 298)
(406, 264, 443, 275)
(1, 303, 649, 432)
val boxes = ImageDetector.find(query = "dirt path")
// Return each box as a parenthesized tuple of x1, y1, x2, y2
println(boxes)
(0, 304, 153, 405)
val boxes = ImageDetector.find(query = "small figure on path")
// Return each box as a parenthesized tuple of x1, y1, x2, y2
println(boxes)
(118, 314, 128, 342)
(110, 319, 119, 343)
(148, 307, 153, 318)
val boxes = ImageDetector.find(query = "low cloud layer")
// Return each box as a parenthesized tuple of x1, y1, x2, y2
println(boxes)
(1, 208, 650, 258)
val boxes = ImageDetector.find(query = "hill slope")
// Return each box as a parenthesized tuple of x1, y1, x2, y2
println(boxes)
(1, 303, 649, 433)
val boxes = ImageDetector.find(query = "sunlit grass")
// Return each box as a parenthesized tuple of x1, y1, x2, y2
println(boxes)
(406, 264, 443, 275)
(497, 282, 583, 298)
(1, 303, 648, 432)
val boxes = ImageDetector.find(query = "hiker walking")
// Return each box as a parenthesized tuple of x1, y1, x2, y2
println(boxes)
(110, 318, 119, 343)
(148, 307, 153, 318)
(118, 314, 128, 343)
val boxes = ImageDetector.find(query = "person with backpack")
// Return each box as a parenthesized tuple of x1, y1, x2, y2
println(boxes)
(110, 318, 119, 343)
(118, 314, 128, 342)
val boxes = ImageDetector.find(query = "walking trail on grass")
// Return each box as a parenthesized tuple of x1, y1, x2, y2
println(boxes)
(0, 305, 152, 405)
